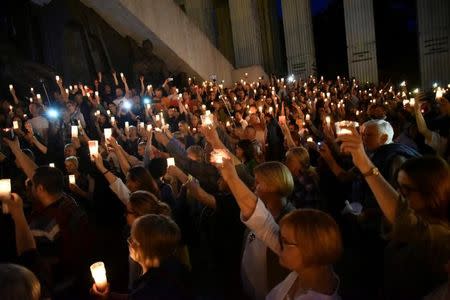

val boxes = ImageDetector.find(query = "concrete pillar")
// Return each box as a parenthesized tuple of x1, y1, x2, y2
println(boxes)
(343, 0, 378, 83)
(184, 0, 216, 46)
(228, 0, 264, 68)
(417, 0, 450, 88)
(281, 0, 316, 79)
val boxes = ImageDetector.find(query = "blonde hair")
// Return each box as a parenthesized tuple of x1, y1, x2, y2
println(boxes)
(286, 147, 319, 183)
(280, 209, 342, 268)
(0, 264, 41, 300)
(132, 214, 181, 262)
(254, 161, 294, 197)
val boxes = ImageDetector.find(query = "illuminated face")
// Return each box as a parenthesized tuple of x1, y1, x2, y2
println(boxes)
(361, 124, 384, 152)
(397, 170, 425, 212)
(137, 145, 145, 157)
(65, 160, 78, 174)
(64, 145, 76, 158)
(116, 88, 123, 98)
(278, 225, 302, 271)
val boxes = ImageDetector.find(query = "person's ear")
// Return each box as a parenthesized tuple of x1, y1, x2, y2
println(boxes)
(380, 133, 388, 145)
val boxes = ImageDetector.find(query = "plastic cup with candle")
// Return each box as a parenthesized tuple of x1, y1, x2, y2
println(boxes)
(90, 262, 108, 292)
(335, 121, 356, 136)
(49, 163, 55, 168)
(146, 124, 152, 132)
(104, 128, 112, 140)
(325, 116, 331, 127)
(13, 121, 19, 130)
(69, 175, 76, 185)
(305, 114, 311, 121)
(139, 122, 144, 129)
(110, 116, 115, 125)
(88, 140, 99, 160)
(0, 179, 11, 214)
(167, 157, 175, 167)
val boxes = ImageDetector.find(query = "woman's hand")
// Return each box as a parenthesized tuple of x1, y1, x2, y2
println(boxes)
(90, 283, 110, 300)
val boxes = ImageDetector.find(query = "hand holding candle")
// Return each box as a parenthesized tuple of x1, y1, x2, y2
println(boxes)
(69, 175, 76, 185)
(90, 262, 108, 292)
(71, 126, 78, 138)
(88, 140, 99, 160)
(0, 179, 11, 214)
(167, 157, 175, 167)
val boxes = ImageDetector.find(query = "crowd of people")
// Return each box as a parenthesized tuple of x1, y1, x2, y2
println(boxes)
(0, 70, 449, 300)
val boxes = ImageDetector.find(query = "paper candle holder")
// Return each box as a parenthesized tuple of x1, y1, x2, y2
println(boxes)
(90, 262, 108, 292)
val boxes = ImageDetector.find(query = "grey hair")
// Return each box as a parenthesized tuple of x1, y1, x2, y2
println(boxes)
(363, 119, 394, 144)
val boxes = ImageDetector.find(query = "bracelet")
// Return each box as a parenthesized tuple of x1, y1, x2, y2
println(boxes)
(182, 175, 193, 187)
(103, 170, 110, 175)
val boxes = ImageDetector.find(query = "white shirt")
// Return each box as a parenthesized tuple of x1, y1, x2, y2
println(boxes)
(109, 178, 130, 205)
(244, 199, 341, 300)
(426, 131, 448, 157)
(29, 116, 49, 139)
(267, 272, 341, 300)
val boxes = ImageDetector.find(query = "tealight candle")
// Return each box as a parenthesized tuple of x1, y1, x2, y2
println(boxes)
(55, 75, 60, 82)
(0, 179, 11, 214)
(167, 157, 175, 167)
(13, 121, 19, 129)
(49, 163, 55, 168)
(9, 84, 13, 90)
(69, 175, 76, 185)
(90, 262, 108, 292)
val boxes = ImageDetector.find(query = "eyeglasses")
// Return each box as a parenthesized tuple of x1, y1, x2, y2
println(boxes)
(279, 234, 298, 249)
(127, 236, 139, 248)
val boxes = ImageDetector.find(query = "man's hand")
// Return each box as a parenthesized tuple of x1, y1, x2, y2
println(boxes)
(3, 137, 21, 153)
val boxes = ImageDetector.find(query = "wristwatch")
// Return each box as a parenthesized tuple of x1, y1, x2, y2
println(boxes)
(362, 167, 379, 178)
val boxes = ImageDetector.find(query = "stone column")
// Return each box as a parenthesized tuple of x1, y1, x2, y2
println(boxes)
(343, 0, 378, 83)
(228, 0, 264, 68)
(417, 0, 450, 88)
(184, 0, 216, 46)
(281, 0, 316, 79)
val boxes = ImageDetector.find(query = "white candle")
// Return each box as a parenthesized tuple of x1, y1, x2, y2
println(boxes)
(49, 163, 55, 168)
(160, 113, 165, 126)
(69, 85, 73, 91)
(90, 262, 108, 292)
(155, 115, 160, 122)
(226, 121, 231, 127)
(104, 128, 112, 140)
(106, 110, 111, 116)
(205, 110, 211, 116)
(356, 110, 360, 116)
(258, 106, 263, 113)
(202, 104, 206, 111)
(69, 175, 76, 185)
(139, 122, 144, 128)
(307, 137, 313, 143)
(436, 88, 443, 99)
(65, 88, 69, 94)
(120, 72, 124, 78)
(185, 104, 188, 109)
(403, 99, 410, 106)
(88, 140, 99, 160)
(110, 116, 115, 124)
(215, 154, 223, 164)
(305, 114, 311, 121)
(37, 94, 41, 100)
(13, 121, 19, 129)
(9, 84, 13, 90)
(325, 116, 331, 126)
(167, 157, 175, 167)
(269, 107, 273, 113)
(125, 121, 129, 131)
(146, 124, 152, 132)
(0, 179, 11, 214)
(409, 98, 415, 106)
(95, 91, 99, 97)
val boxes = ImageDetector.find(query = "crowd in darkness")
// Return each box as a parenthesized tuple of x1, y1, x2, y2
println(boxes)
(0, 69, 449, 300)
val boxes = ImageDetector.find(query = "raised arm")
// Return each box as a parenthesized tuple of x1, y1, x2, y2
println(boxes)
(4, 137, 38, 180)
(413, 94, 433, 142)
(339, 127, 399, 224)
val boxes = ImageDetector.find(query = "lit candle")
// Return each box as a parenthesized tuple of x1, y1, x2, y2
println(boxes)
(30, 87, 34, 93)
(403, 99, 410, 106)
(69, 85, 73, 91)
(95, 91, 99, 97)
(139, 122, 144, 128)
(269, 107, 273, 113)
(325, 116, 331, 126)
(214, 153, 223, 164)
(125, 121, 129, 132)
(0, 179, 11, 214)
(202, 104, 206, 111)
(356, 110, 360, 116)
(205, 110, 211, 116)
(110, 116, 115, 125)
(88, 140, 99, 160)
(413, 88, 419, 94)
(146, 124, 152, 132)
(65, 88, 69, 94)
(155, 115, 160, 122)
(106, 110, 111, 116)
(9, 84, 13, 90)
(305, 114, 310, 121)
(13, 121, 19, 129)
(167, 157, 175, 167)
(37, 94, 41, 101)
(104, 128, 112, 140)
(436, 88, 443, 99)
(307, 137, 313, 143)
(69, 175, 76, 185)
(226, 121, 230, 127)
(185, 104, 188, 109)
(120, 72, 124, 78)
(49, 163, 55, 168)
(55, 75, 60, 82)
(409, 98, 415, 106)
(90, 262, 108, 292)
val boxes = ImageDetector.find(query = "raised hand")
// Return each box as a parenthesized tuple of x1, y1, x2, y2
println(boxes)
(337, 126, 372, 173)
